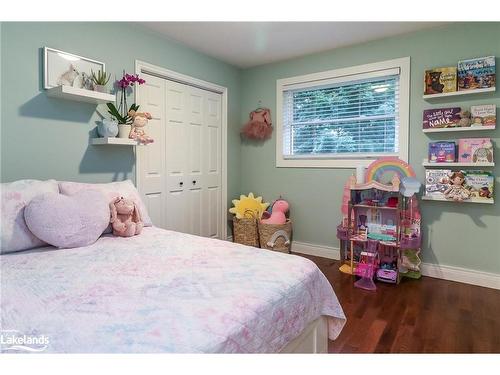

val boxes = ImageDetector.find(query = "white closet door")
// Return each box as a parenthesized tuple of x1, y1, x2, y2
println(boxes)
(137, 73, 222, 238)
(164, 80, 189, 233)
(136, 75, 166, 228)
(203, 91, 222, 238)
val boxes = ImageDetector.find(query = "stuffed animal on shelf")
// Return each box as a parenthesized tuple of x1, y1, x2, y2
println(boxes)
(457, 110, 472, 128)
(261, 199, 289, 225)
(57, 64, 79, 87)
(443, 171, 471, 201)
(129, 110, 154, 144)
(109, 196, 143, 237)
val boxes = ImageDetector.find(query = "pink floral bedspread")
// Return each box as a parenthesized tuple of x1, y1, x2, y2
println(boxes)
(1, 227, 345, 353)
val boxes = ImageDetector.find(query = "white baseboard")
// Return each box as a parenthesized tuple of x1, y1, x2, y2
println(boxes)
(291, 241, 340, 260)
(228, 237, 500, 290)
(421, 262, 500, 290)
(290, 240, 499, 290)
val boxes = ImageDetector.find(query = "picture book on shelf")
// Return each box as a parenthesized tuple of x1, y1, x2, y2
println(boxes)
(470, 104, 496, 127)
(423, 107, 461, 129)
(458, 56, 496, 91)
(425, 169, 451, 198)
(458, 138, 494, 163)
(424, 67, 457, 95)
(464, 170, 494, 201)
(428, 141, 456, 163)
(425, 169, 494, 201)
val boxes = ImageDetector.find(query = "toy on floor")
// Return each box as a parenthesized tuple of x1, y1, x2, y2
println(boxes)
(336, 157, 423, 287)
(229, 193, 269, 219)
(354, 240, 379, 291)
(109, 197, 143, 237)
(261, 199, 289, 224)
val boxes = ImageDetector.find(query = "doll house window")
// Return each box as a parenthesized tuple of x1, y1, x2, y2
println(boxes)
(276, 57, 410, 168)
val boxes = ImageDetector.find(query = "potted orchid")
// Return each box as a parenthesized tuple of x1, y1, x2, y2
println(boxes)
(106, 71, 146, 138)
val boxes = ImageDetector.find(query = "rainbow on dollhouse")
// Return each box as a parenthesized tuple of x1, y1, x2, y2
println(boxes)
(337, 157, 423, 291)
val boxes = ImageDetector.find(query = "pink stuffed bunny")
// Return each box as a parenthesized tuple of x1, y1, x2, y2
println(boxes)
(109, 197, 143, 237)
(261, 199, 289, 225)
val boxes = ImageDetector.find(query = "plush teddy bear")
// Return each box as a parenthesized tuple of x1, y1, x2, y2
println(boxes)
(109, 196, 143, 237)
(457, 110, 472, 127)
(128, 110, 154, 144)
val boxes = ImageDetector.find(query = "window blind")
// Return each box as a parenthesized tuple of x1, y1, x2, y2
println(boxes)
(282, 73, 400, 159)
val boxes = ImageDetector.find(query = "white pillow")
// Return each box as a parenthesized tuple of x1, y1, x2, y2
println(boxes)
(1, 179, 59, 254)
(58, 180, 152, 226)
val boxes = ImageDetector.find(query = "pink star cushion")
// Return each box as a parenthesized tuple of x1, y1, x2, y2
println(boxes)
(24, 190, 110, 248)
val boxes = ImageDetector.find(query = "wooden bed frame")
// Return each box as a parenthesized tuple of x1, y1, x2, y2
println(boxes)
(280, 316, 328, 353)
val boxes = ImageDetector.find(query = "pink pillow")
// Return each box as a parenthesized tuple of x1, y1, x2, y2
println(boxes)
(1, 179, 59, 254)
(59, 180, 152, 226)
(24, 190, 110, 249)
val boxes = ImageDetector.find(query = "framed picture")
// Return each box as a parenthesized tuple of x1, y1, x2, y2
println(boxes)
(43, 47, 105, 90)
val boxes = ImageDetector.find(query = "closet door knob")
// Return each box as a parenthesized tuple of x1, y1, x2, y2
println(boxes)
(192, 180, 197, 184)
(179, 182, 183, 186)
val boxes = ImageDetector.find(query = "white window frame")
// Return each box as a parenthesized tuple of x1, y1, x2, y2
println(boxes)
(276, 57, 410, 168)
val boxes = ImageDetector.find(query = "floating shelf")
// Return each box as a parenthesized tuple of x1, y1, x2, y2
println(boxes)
(422, 160, 495, 168)
(352, 204, 398, 210)
(46, 85, 115, 104)
(423, 125, 496, 133)
(91, 137, 138, 146)
(422, 196, 494, 204)
(422, 87, 496, 99)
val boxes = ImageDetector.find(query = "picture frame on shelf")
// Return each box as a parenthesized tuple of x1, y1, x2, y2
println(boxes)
(43, 47, 105, 90)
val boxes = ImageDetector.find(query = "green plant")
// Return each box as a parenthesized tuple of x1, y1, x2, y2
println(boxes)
(91, 70, 111, 86)
(107, 103, 139, 125)
(106, 71, 146, 125)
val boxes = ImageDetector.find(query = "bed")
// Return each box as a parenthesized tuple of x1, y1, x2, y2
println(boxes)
(1, 227, 346, 353)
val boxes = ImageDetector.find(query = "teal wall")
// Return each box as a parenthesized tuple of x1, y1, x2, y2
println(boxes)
(240, 23, 500, 274)
(0, 22, 242, 212)
(1, 22, 499, 274)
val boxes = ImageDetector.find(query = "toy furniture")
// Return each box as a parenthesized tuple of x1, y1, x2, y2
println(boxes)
(337, 158, 423, 289)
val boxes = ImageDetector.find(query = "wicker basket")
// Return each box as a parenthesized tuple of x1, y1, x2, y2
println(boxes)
(232, 215, 260, 247)
(258, 220, 292, 253)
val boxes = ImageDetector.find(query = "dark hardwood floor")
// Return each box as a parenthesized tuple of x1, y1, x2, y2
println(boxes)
(298, 254, 500, 353)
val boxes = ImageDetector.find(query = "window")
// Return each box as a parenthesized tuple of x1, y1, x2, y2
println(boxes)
(276, 57, 410, 168)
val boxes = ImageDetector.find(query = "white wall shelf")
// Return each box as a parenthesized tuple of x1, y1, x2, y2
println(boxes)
(91, 137, 138, 146)
(422, 87, 495, 99)
(422, 196, 494, 204)
(422, 160, 495, 168)
(46, 85, 115, 104)
(423, 125, 496, 133)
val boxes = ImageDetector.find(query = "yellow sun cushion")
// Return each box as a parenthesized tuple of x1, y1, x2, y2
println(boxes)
(229, 193, 269, 219)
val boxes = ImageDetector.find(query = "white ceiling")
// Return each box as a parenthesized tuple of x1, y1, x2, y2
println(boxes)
(138, 22, 447, 68)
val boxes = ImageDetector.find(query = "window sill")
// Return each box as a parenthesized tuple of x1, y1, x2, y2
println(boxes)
(276, 158, 377, 169)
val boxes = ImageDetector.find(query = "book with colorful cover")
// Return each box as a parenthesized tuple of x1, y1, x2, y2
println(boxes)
(470, 104, 496, 128)
(464, 170, 494, 201)
(458, 56, 496, 91)
(425, 169, 451, 198)
(423, 107, 461, 129)
(458, 138, 494, 163)
(424, 67, 457, 95)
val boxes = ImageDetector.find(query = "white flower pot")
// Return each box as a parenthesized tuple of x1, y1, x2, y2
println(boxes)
(93, 84, 107, 93)
(118, 124, 132, 138)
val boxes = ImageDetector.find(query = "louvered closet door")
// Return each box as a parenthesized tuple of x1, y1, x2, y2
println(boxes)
(136, 75, 166, 228)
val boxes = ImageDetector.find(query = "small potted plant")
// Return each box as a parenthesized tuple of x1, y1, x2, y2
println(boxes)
(91, 69, 111, 93)
(106, 72, 146, 138)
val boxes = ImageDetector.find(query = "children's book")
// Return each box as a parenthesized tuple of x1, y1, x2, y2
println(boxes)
(464, 170, 494, 201)
(458, 138, 494, 163)
(470, 104, 496, 128)
(424, 67, 457, 95)
(425, 169, 451, 198)
(458, 56, 496, 91)
(423, 107, 461, 129)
